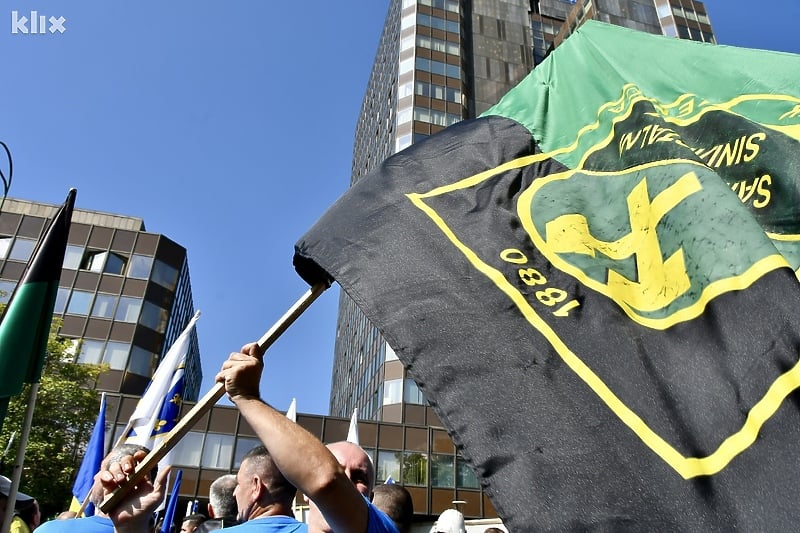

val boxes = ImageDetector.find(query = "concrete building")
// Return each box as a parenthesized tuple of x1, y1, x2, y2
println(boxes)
(0, 196, 201, 400)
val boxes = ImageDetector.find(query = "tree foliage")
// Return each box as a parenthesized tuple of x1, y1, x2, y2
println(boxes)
(0, 318, 105, 520)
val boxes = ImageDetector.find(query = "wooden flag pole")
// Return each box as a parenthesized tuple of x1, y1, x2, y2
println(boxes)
(98, 281, 329, 514)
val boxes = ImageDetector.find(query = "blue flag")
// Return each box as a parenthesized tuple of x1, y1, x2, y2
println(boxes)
(70, 392, 106, 516)
(160, 469, 182, 533)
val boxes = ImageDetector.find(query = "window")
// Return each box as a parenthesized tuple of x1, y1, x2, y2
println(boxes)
(127, 254, 153, 279)
(53, 287, 69, 313)
(404, 379, 425, 405)
(77, 339, 104, 365)
(63, 245, 83, 269)
(115, 296, 142, 322)
(128, 346, 154, 376)
(103, 342, 129, 370)
(383, 379, 402, 405)
(104, 252, 126, 275)
(8, 238, 36, 262)
(377, 451, 401, 484)
(457, 457, 480, 488)
(91, 294, 117, 318)
(431, 454, 455, 487)
(66, 290, 94, 315)
(233, 437, 262, 468)
(152, 260, 178, 290)
(0, 280, 16, 303)
(0, 236, 11, 259)
(402, 452, 428, 486)
(173, 431, 205, 466)
(81, 251, 127, 274)
(202, 434, 235, 469)
(140, 301, 168, 333)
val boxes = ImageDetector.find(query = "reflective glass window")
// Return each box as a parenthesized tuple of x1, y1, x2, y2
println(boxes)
(0, 280, 15, 303)
(127, 254, 153, 279)
(0, 236, 12, 259)
(67, 290, 94, 315)
(104, 252, 126, 275)
(383, 379, 402, 405)
(140, 301, 168, 333)
(202, 433, 235, 469)
(152, 260, 178, 290)
(233, 437, 262, 468)
(431, 454, 455, 487)
(457, 457, 480, 488)
(115, 296, 142, 322)
(81, 251, 107, 272)
(9, 238, 36, 262)
(403, 379, 425, 405)
(403, 452, 428, 486)
(77, 339, 104, 365)
(53, 287, 69, 313)
(63, 245, 83, 269)
(128, 346, 154, 376)
(173, 431, 205, 466)
(104, 342, 129, 370)
(377, 451, 401, 484)
(91, 294, 117, 318)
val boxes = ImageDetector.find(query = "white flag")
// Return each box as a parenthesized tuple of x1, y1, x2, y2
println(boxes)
(126, 310, 200, 452)
(347, 407, 359, 445)
(286, 398, 297, 423)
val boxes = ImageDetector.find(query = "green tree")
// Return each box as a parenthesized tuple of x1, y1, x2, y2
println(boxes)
(0, 317, 105, 520)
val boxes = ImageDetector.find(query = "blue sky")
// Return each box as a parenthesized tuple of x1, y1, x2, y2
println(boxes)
(2, 0, 798, 416)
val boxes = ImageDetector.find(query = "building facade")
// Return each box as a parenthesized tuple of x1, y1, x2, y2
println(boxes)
(103, 393, 501, 528)
(533, 0, 715, 65)
(0, 197, 202, 400)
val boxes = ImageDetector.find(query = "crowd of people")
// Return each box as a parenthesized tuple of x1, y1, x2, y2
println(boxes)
(3, 342, 505, 533)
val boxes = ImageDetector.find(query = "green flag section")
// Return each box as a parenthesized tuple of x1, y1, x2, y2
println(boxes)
(295, 21, 800, 531)
(0, 189, 75, 431)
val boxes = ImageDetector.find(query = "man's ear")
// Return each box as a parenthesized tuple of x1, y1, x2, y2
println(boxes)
(207, 502, 215, 519)
(252, 475, 265, 501)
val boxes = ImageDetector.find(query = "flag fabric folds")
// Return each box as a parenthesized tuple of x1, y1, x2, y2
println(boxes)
(0, 188, 75, 431)
(70, 392, 107, 516)
(294, 22, 800, 530)
(126, 311, 200, 461)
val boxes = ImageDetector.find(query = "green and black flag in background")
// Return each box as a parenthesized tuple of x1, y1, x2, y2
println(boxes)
(0, 188, 75, 431)
(295, 21, 800, 530)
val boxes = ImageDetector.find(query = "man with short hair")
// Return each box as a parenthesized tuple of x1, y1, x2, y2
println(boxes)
(197, 474, 239, 532)
(228, 445, 303, 530)
(217, 342, 398, 533)
(181, 513, 207, 533)
(371, 484, 413, 533)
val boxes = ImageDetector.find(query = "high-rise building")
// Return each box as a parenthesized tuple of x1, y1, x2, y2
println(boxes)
(332, 0, 715, 421)
(0, 196, 202, 400)
(533, 0, 715, 64)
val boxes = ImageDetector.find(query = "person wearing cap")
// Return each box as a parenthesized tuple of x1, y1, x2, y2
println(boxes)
(431, 509, 465, 533)
(10, 498, 40, 532)
(0, 474, 35, 531)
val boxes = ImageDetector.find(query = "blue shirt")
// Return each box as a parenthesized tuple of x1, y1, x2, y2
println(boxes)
(227, 515, 307, 532)
(367, 499, 399, 533)
(36, 515, 113, 532)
